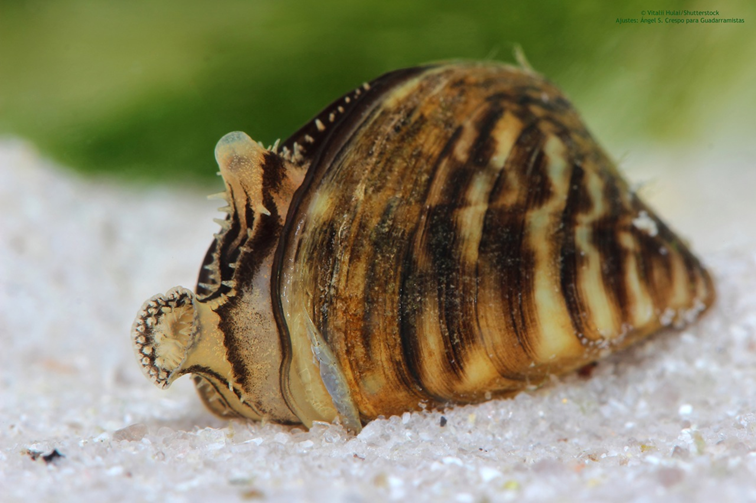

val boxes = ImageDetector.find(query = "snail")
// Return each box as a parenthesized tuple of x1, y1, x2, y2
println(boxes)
(131, 61, 714, 433)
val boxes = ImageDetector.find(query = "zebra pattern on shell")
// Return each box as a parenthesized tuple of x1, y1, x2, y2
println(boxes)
(131, 62, 714, 432)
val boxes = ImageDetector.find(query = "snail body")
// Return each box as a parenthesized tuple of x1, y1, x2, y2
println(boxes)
(132, 62, 714, 432)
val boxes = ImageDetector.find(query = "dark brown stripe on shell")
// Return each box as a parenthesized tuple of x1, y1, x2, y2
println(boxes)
(558, 159, 592, 342)
(424, 173, 471, 380)
(522, 147, 553, 209)
(664, 219, 704, 297)
(631, 202, 673, 312)
(419, 102, 507, 391)
(358, 197, 427, 399)
(593, 172, 631, 326)
(399, 126, 465, 403)
(477, 122, 545, 372)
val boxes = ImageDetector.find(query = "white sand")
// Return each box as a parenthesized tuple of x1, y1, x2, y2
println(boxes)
(1, 138, 754, 502)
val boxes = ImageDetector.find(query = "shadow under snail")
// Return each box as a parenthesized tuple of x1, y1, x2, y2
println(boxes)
(131, 61, 715, 433)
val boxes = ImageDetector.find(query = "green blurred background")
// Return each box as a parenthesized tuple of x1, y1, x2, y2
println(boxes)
(1, 0, 754, 185)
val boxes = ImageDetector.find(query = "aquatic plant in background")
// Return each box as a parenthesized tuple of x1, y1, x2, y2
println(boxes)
(0, 0, 753, 183)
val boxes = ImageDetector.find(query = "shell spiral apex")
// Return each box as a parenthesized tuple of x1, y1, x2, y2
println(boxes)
(132, 61, 715, 432)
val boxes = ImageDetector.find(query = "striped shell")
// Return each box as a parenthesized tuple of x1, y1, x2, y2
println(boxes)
(132, 62, 714, 432)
